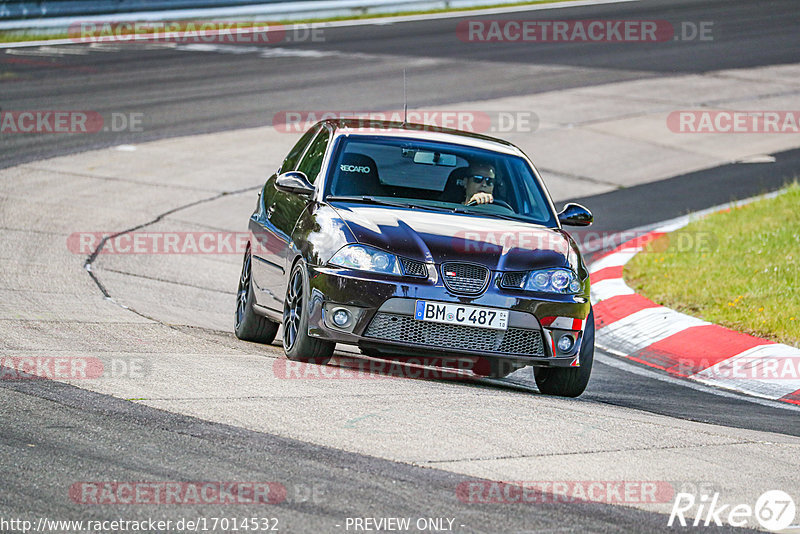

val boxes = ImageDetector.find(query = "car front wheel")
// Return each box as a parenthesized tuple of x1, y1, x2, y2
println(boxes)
(283, 261, 334, 364)
(534, 307, 595, 397)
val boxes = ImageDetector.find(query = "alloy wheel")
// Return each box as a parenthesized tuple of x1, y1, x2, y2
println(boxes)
(235, 251, 251, 329)
(283, 268, 303, 351)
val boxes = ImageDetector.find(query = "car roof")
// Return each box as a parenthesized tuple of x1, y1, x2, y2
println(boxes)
(321, 118, 526, 157)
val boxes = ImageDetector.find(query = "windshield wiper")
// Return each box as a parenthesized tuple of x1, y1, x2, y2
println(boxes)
(467, 210, 529, 222)
(332, 197, 484, 215)
(325, 196, 421, 209)
(445, 205, 524, 222)
(327, 196, 535, 222)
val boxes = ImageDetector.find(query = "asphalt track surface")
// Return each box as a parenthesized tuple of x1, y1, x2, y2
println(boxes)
(1, 0, 799, 532)
(2, 0, 800, 169)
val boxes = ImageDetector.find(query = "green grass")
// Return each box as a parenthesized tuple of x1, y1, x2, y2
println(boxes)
(624, 182, 800, 347)
(0, 0, 573, 43)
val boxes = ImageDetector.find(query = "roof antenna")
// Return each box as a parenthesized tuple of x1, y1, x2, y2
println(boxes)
(402, 68, 408, 126)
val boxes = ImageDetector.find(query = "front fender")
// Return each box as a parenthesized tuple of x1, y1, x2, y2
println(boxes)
(291, 202, 356, 267)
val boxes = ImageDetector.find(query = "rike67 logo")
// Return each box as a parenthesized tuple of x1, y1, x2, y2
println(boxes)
(669, 490, 797, 531)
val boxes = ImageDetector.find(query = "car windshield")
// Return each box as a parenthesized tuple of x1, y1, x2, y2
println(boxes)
(324, 135, 556, 226)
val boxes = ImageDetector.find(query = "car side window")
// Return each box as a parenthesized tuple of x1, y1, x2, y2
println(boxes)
(279, 126, 318, 173)
(296, 128, 331, 184)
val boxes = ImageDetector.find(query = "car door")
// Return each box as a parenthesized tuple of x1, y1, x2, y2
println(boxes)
(249, 125, 319, 312)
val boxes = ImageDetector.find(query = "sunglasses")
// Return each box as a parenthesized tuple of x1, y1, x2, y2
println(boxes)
(469, 175, 495, 186)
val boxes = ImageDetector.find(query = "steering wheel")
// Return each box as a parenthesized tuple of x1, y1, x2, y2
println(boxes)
(466, 198, 514, 211)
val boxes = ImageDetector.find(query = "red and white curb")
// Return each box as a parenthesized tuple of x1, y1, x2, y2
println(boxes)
(588, 197, 800, 406)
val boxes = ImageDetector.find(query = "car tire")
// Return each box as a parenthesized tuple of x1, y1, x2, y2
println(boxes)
(283, 260, 334, 364)
(534, 307, 595, 397)
(234, 248, 279, 344)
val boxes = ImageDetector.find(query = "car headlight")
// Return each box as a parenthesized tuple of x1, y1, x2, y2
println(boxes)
(523, 268, 583, 294)
(328, 244, 401, 275)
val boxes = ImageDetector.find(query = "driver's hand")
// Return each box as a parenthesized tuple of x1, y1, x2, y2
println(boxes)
(466, 192, 493, 205)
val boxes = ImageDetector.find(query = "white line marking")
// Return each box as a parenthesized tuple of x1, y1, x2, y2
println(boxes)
(88, 42, 123, 52)
(175, 43, 262, 54)
(172, 43, 381, 60)
(5, 45, 90, 56)
(737, 154, 776, 164)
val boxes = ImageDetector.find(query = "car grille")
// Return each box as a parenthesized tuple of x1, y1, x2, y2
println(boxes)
(400, 257, 428, 278)
(441, 262, 488, 295)
(500, 271, 527, 289)
(364, 313, 545, 357)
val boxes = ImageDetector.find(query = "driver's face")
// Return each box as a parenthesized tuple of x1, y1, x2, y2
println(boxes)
(464, 164, 496, 199)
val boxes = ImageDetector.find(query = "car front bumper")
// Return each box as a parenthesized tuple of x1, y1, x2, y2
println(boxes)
(304, 265, 591, 368)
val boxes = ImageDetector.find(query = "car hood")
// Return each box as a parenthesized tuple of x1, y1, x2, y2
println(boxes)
(329, 203, 579, 272)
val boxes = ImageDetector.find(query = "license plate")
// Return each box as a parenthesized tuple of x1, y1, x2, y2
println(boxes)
(414, 300, 508, 330)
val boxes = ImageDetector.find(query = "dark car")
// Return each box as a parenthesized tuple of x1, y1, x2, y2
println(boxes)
(235, 119, 595, 397)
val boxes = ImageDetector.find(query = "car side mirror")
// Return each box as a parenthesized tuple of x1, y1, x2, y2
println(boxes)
(558, 203, 593, 226)
(275, 171, 315, 196)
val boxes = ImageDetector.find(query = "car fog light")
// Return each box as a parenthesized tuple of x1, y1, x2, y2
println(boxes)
(332, 308, 351, 327)
(557, 334, 575, 353)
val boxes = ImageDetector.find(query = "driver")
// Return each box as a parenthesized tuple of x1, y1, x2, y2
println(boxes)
(462, 162, 496, 205)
